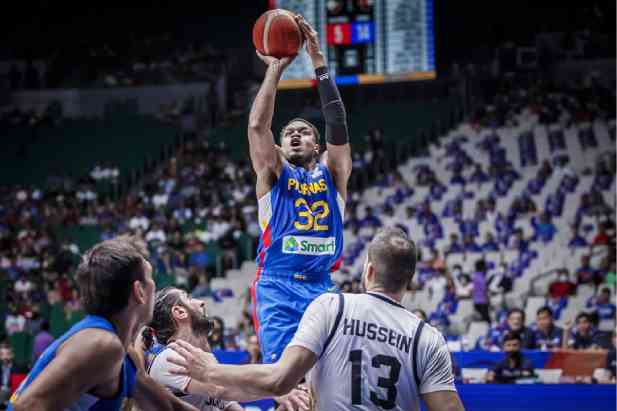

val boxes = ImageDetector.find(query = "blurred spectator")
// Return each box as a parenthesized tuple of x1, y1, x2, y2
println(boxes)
(510, 230, 529, 252)
(602, 331, 616, 383)
(593, 226, 610, 246)
(245, 334, 262, 364)
(568, 226, 588, 248)
(359, 207, 382, 234)
(564, 313, 601, 350)
(4, 306, 26, 336)
(32, 321, 54, 363)
(427, 249, 446, 272)
(445, 234, 463, 254)
(586, 287, 616, 324)
(428, 308, 452, 337)
(0, 344, 27, 408)
(190, 273, 211, 298)
(452, 273, 473, 299)
(530, 307, 563, 350)
(548, 270, 576, 298)
(486, 332, 535, 383)
(482, 233, 499, 252)
(145, 222, 167, 244)
(188, 242, 211, 271)
(469, 164, 489, 184)
(463, 235, 481, 252)
(487, 266, 508, 298)
(576, 255, 597, 285)
(208, 316, 226, 350)
(605, 263, 617, 287)
(427, 270, 448, 304)
(532, 212, 557, 243)
(220, 229, 239, 271)
(14, 274, 33, 300)
(487, 308, 534, 350)
(472, 260, 490, 322)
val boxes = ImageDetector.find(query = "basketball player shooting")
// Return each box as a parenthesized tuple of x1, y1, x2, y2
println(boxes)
(249, 13, 352, 365)
(167, 228, 466, 411)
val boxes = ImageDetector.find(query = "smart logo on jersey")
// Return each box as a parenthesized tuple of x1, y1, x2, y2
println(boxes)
(282, 235, 336, 255)
(283, 236, 300, 252)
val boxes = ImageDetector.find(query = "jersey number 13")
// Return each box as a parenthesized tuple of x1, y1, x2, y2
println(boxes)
(349, 349, 402, 410)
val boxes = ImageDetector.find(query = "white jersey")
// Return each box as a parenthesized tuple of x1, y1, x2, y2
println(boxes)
(289, 292, 456, 411)
(148, 347, 239, 411)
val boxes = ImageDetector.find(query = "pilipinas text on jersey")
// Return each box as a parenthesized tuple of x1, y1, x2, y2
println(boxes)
(256, 163, 344, 278)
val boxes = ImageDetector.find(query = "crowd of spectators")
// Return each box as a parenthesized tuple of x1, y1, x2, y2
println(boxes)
(316, 74, 616, 385)
(0, 130, 261, 354)
(469, 73, 615, 136)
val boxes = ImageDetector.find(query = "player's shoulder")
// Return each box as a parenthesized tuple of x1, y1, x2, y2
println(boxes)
(56, 327, 125, 371)
(149, 346, 178, 369)
(68, 327, 123, 355)
(418, 321, 448, 349)
(311, 292, 342, 308)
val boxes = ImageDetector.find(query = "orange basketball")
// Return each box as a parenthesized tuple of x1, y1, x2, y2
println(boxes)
(252, 9, 303, 59)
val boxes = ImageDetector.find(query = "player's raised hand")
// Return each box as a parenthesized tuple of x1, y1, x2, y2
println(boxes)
(294, 14, 325, 68)
(256, 50, 296, 71)
(167, 339, 217, 382)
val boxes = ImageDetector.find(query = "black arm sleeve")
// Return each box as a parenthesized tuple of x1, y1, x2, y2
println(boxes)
(315, 66, 349, 145)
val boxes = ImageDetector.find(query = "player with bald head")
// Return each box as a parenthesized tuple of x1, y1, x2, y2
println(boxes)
(247, 13, 352, 370)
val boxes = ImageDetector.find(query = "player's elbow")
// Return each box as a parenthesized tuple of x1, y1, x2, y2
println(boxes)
(269, 372, 295, 397)
(323, 101, 347, 125)
(248, 122, 268, 135)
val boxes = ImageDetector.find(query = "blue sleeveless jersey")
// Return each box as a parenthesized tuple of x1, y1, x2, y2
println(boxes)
(256, 162, 344, 279)
(8, 315, 137, 411)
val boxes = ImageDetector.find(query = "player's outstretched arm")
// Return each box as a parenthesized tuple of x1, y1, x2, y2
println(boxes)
(249, 52, 295, 198)
(296, 15, 352, 199)
(167, 340, 315, 405)
(11, 329, 125, 411)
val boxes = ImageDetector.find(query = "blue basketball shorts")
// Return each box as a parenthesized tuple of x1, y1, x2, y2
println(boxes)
(251, 271, 334, 364)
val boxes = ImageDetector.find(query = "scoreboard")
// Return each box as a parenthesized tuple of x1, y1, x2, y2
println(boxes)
(269, 0, 435, 88)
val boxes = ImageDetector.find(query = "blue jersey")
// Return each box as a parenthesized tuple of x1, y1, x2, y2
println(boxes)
(9, 315, 137, 411)
(530, 324, 563, 349)
(256, 162, 344, 279)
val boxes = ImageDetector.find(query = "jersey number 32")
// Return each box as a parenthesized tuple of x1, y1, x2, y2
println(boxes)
(294, 199, 330, 231)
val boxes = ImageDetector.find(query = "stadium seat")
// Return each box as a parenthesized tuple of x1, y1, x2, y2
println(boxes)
(598, 319, 616, 332)
(461, 368, 488, 383)
(525, 296, 546, 326)
(577, 284, 595, 300)
(535, 368, 563, 384)
(464, 321, 489, 349)
(593, 368, 611, 382)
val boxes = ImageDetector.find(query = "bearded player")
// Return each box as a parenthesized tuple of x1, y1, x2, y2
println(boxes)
(249, 14, 352, 365)
(140, 288, 309, 411)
